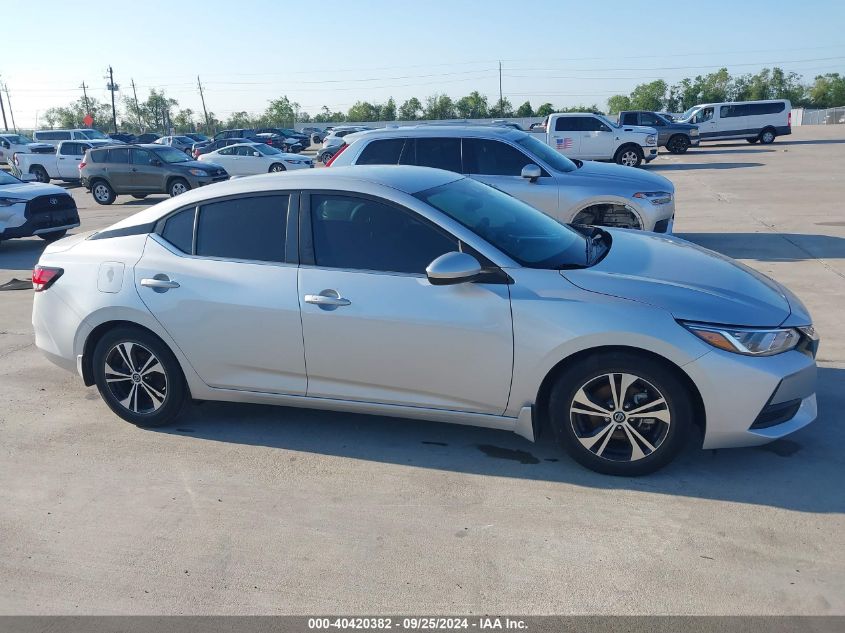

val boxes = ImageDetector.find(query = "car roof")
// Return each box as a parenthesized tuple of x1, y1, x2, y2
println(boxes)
(344, 124, 524, 144)
(104, 166, 463, 232)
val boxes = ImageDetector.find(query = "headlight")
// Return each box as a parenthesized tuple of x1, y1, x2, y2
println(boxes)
(645, 134, 657, 146)
(284, 159, 306, 164)
(681, 322, 801, 356)
(633, 191, 673, 205)
(690, 128, 699, 136)
(188, 168, 207, 176)
(0, 196, 27, 206)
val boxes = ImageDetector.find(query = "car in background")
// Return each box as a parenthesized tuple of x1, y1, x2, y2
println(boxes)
(135, 133, 161, 144)
(319, 126, 369, 162)
(183, 133, 209, 144)
(330, 125, 675, 232)
(0, 133, 54, 164)
(192, 137, 251, 159)
(675, 99, 791, 144)
(0, 169, 79, 245)
(214, 129, 261, 142)
(257, 127, 310, 150)
(109, 133, 136, 143)
(255, 132, 303, 153)
(13, 139, 113, 183)
(32, 128, 114, 147)
(618, 111, 699, 154)
(155, 135, 197, 155)
(537, 113, 658, 167)
(80, 143, 228, 205)
(302, 126, 326, 143)
(198, 142, 313, 175)
(32, 166, 819, 476)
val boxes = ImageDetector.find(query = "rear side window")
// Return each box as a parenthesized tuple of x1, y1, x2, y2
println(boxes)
(89, 149, 107, 163)
(160, 207, 195, 253)
(414, 138, 461, 173)
(747, 102, 785, 115)
(196, 195, 289, 262)
(357, 139, 405, 165)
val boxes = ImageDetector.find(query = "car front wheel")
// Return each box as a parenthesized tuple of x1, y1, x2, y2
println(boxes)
(614, 145, 643, 167)
(666, 135, 690, 154)
(548, 352, 692, 475)
(169, 178, 190, 197)
(91, 180, 116, 205)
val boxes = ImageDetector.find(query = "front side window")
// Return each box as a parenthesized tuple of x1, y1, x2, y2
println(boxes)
(514, 134, 577, 173)
(196, 195, 289, 262)
(106, 148, 129, 164)
(217, 146, 235, 156)
(310, 194, 456, 274)
(357, 138, 405, 165)
(620, 113, 639, 125)
(692, 107, 714, 124)
(462, 138, 535, 176)
(640, 113, 663, 126)
(153, 147, 191, 163)
(235, 145, 257, 156)
(414, 138, 461, 173)
(131, 148, 156, 166)
(582, 117, 611, 132)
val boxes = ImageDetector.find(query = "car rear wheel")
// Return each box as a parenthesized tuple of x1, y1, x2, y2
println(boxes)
(614, 145, 643, 167)
(666, 135, 690, 154)
(759, 128, 776, 144)
(30, 166, 49, 183)
(91, 180, 116, 205)
(269, 163, 286, 172)
(92, 326, 188, 428)
(548, 351, 692, 476)
(38, 230, 67, 242)
(169, 178, 190, 197)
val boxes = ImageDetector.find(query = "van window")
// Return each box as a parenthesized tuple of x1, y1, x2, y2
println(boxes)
(357, 139, 405, 165)
(691, 108, 713, 124)
(747, 102, 785, 115)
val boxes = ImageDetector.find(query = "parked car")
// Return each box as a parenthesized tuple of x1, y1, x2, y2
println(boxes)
(618, 111, 699, 154)
(257, 127, 310, 150)
(330, 125, 675, 232)
(134, 133, 161, 144)
(214, 129, 262, 142)
(13, 139, 113, 183)
(319, 126, 369, 162)
(0, 169, 79, 245)
(0, 133, 54, 164)
(198, 142, 313, 175)
(675, 99, 791, 144)
(155, 135, 197, 155)
(32, 166, 819, 475)
(255, 132, 303, 153)
(537, 113, 658, 167)
(302, 126, 326, 143)
(109, 133, 136, 143)
(192, 137, 251, 159)
(32, 128, 114, 147)
(183, 133, 209, 143)
(80, 144, 228, 205)
(317, 144, 344, 164)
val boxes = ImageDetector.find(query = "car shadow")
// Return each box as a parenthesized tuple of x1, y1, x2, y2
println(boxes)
(679, 232, 845, 261)
(700, 138, 845, 148)
(647, 162, 764, 171)
(148, 366, 845, 514)
(0, 237, 47, 271)
(683, 148, 776, 155)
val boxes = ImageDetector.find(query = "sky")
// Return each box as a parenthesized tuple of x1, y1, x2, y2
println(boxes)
(3, 0, 845, 128)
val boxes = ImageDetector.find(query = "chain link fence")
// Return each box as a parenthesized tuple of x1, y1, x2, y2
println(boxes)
(795, 106, 845, 125)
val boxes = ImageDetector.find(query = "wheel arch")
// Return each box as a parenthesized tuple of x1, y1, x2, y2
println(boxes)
(533, 345, 706, 441)
(570, 198, 644, 230)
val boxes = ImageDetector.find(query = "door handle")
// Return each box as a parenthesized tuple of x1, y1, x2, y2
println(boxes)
(141, 276, 180, 292)
(304, 294, 351, 307)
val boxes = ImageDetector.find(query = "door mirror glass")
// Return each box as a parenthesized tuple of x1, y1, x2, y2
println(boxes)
(253, 151, 261, 157)
(19, 173, 37, 182)
(425, 252, 482, 286)
(521, 164, 542, 182)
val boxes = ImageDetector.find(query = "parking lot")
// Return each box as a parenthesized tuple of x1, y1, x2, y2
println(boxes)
(0, 125, 843, 615)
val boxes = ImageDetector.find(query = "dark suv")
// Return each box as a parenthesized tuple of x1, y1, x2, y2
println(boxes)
(618, 111, 699, 154)
(80, 144, 228, 205)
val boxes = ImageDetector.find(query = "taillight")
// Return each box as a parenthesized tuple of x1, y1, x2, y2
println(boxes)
(788, 112, 792, 127)
(32, 266, 63, 292)
(325, 143, 348, 167)
(78, 160, 86, 170)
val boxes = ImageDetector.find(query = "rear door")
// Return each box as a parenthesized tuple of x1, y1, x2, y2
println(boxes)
(103, 147, 132, 191)
(134, 193, 306, 394)
(551, 116, 582, 157)
(578, 116, 615, 159)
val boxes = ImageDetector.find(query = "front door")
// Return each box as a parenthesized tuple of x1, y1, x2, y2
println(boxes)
(129, 148, 164, 191)
(134, 193, 306, 395)
(550, 117, 582, 157)
(579, 116, 615, 159)
(298, 192, 513, 414)
(691, 107, 717, 139)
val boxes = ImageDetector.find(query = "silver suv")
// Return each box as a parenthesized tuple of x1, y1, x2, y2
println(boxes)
(329, 126, 676, 233)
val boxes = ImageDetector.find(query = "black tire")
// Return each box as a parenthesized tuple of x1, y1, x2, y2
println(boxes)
(131, 194, 148, 199)
(319, 152, 333, 164)
(92, 325, 188, 428)
(38, 230, 67, 242)
(759, 127, 776, 144)
(666, 135, 690, 154)
(614, 145, 643, 167)
(747, 138, 759, 144)
(548, 351, 692, 476)
(168, 177, 190, 197)
(30, 166, 50, 183)
(91, 179, 116, 205)
(269, 163, 286, 173)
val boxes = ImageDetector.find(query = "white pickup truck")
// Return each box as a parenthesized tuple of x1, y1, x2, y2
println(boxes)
(537, 113, 658, 167)
(12, 139, 113, 183)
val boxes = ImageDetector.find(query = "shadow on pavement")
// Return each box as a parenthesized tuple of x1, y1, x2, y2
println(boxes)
(679, 232, 845, 261)
(648, 162, 764, 171)
(151, 367, 845, 514)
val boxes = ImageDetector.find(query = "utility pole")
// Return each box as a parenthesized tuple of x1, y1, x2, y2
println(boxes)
(131, 79, 142, 130)
(4, 84, 17, 132)
(80, 81, 90, 115)
(498, 61, 504, 117)
(197, 75, 211, 133)
(105, 66, 118, 133)
(0, 83, 7, 131)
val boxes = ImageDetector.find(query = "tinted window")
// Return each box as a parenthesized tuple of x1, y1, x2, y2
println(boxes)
(581, 117, 610, 132)
(463, 138, 535, 176)
(105, 148, 129, 163)
(357, 139, 405, 165)
(218, 146, 235, 156)
(310, 194, 456, 274)
(639, 112, 663, 126)
(131, 148, 157, 165)
(196, 195, 288, 262)
(235, 145, 256, 156)
(414, 138, 461, 173)
(620, 113, 638, 125)
(59, 142, 80, 156)
(746, 102, 785, 115)
(161, 207, 195, 253)
(89, 149, 107, 163)
(554, 117, 581, 131)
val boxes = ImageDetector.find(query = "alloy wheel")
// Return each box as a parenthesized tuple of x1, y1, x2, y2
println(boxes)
(620, 151, 638, 166)
(103, 341, 168, 415)
(761, 131, 775, 144)
(171, 181, 188, 196)
(569, 372, 671, 462)
(93, 184, 111, 202)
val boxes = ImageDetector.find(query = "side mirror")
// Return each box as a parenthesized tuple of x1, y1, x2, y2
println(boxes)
(426, 252, 482, 286)
(253, 151, 261, 157)
(19, 173, 37, 182)
(521, 164, 542, 183)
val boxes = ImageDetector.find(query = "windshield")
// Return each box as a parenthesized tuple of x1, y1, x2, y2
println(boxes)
(3, 134, 33, 144)
(255, 144, 281, 155)
(514, 134, 577, 173)
(153, 147, 192, 163)
(80, 129, 109, 140)
(415, 177, 588, 269)
(679, 106, 699, 121)
(0, 170, 22, 185)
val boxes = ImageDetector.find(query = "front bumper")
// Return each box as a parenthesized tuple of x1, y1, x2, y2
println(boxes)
(632, 197, 675, 233)
(643, 147, 658, 162)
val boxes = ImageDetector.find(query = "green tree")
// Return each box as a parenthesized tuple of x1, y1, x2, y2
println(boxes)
(606, 95, 632, 114)
(172, 109, 195, 133)
(264, 96, 296, 127)
(455, 91, 489, 118)
(629, 80, 667, 111)
(398, 97, 423, 120)
(347, 101, 380, 122)
(225, 111, 256, 129)
(489, 97, 513, 118)
(535, 102, 555, 117)
(515, 101, 534, 117)
(560, 104, 599, 113)
(382, 97, 397, 121)
(423, 94, 456, 120)
(44, 97, 114, 131)
(808, 73, 845, 108)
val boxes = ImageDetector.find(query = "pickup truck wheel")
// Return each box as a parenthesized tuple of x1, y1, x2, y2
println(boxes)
(91, 180, 116, 205)
(666, 135, 690, 154)
(30, 166, 49, 183)
(38, 230, 67, 242)
(614, 145, 643, 167)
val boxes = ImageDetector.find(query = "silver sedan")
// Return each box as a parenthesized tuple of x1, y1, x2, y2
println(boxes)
(32, 166, 818, 475)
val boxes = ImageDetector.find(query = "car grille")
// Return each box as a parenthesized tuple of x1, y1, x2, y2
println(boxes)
(25, 194, 79, 229)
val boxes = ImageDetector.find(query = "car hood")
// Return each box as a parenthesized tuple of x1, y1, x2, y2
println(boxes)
(572, 159, 674, 192)
(0, 181, 69, 198)
(561, 229, 795, 326)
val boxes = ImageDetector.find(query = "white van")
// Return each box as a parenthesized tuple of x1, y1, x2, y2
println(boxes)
(32, 128, 113, 147)
(677, 99, 791, 144)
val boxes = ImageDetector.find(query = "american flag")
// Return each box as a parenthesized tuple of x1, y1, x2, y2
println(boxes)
(555, 137, 573, 150)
